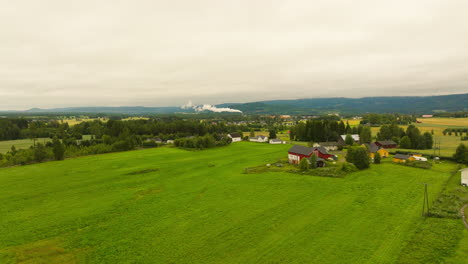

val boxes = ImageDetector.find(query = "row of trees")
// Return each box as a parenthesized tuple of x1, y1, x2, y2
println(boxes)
(174, 134, 232, 149)
(443, 128, 468, 136)
(290, 120, 358, 142)
(361, 114, 416, 125)
(377, 124, 433, 150)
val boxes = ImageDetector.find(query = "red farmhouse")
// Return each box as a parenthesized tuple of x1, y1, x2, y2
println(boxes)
(288, 145, 335, 164)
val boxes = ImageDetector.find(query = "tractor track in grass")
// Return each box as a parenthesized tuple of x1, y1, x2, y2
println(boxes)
(461, 204, 468, 230)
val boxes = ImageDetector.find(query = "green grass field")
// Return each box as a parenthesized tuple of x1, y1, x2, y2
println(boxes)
(0, 138, 51, 154)
(0, 142, 466, 263)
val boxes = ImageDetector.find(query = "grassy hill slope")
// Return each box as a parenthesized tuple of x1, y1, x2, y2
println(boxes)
(0, 143, 463, 263)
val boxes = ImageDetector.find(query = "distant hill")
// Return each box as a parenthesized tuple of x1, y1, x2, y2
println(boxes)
(3, 93, 467, 115)
(23, 106, 188, 114)
(218, 93, 468, 114)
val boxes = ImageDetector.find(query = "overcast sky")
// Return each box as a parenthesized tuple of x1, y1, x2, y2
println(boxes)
(1, 0, 468, 110)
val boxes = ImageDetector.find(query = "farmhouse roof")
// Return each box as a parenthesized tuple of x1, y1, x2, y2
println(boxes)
(394, 154, 411, 160)
(288, 145, 314, 156)
(376, 140, 397, 145)
(270, 139, 282, 142)
(312, 146, 330, 154)
(368, 143, 380, 153)
(229, 133, 241, 138)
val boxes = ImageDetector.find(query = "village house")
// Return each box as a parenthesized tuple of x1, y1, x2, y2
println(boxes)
(375, 140, 397, 149)
(392, 154, 416, 163)
(166, 139, 174, 144)
(228, 133, 242, 142)
(365, 143, 389, 159)
(249, 135, 268, 143)
(338, 134, 360, 144)
(313, 142, 343, 151)
(269, 139, 285, 144)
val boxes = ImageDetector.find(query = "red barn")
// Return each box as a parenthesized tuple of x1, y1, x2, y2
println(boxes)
(288, 145, 335, 164)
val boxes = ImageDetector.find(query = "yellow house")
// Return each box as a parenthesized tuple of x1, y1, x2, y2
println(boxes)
(393, 154, 416, 163)
(366, 143, 389, 158)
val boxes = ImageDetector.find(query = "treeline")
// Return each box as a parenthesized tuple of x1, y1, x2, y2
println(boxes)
(377, 124, 433, 149)
(174, 134, 231, 149)
(360, 114, 416, 125)
(442, 128, 468, 136)
(290, 120, 353, 142)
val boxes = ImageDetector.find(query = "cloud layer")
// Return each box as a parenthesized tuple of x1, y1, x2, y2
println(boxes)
(1, 0, 468, 110)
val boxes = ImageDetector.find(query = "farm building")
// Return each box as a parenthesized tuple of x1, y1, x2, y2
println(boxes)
(288, 145, 336, 164)
(393, 154, 416, 163)
(375, 140, 397, 149)
(228, 133, 242, 142)
(339, 134, 360, 144)
(408, 153, 428, 161)
(249, 135, 268, 143)
(313, 142, 343, 151)
(365, 143, 389, 158)
(269, 139, 285, 144)
(287, 145, 329, 167)
(461, 168, 468, 186)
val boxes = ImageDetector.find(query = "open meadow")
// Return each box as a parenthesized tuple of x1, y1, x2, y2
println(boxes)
(0, 138, 51, 154)
(0, 142, 466, 263)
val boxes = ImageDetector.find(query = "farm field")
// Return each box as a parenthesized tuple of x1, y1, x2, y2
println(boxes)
(0, 143, 466, 263)
(0, 138, 51, 154)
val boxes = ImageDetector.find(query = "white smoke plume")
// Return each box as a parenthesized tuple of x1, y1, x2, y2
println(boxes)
(181, 100, 242, 113)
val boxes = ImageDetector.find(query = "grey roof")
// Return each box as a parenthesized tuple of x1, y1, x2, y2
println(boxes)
(229, 133, 241, 138)
(288, 145, 314, 156)
(369, 143, 380, 153)
(394, 154, 411, 160)
(312, 146, 330, 155)
(376, 140, 397, 145)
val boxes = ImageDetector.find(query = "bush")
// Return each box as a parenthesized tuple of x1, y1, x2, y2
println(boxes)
(341, 162, 358, 173)
(299, 158, 309, 171)
(374, 152, 381, 164)
(403, 160, 432, 169)
(142, 140, 158, 148)
(346, 146, 370, 170)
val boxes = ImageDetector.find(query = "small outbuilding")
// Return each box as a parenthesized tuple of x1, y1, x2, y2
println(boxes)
(460, 168, 468, 186)
(228, 133, 242, 142)
(249, 135, 268, 143)
(393, 154, 415, 163)
(313, 141, 343, 151)
(269, 139, 285, 144)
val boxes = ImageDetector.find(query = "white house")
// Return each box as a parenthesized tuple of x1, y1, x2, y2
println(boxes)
(339, 134, 360, 144)
(166, 139, 175, 144)
(313, 142, 342, 151)
(249, 135, 268, 143)
(269, 139, 285, 144)
(461, 168, 468, 187)
(228, 133, 242, 142)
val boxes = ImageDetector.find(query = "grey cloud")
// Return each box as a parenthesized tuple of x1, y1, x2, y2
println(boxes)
(0, 0, 468, 110)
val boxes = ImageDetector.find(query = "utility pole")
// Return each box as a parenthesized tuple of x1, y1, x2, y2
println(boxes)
(422, 183, 430, 217)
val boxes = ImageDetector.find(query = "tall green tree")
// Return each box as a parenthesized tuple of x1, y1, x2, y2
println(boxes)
(346, 146, 370, 170)
(269, 129, 277, 139)
(359, 127, 372, 144)
(33, 143, 48, 162)
(299, 157, 309, 171)
(399, 136, 412, 149)
(423, 132, 433, 149)
(309, 154, 317, 169)
(52, 136, 65, 160)
(453, 143, 468, 164)
(345, 134, 354, 145)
